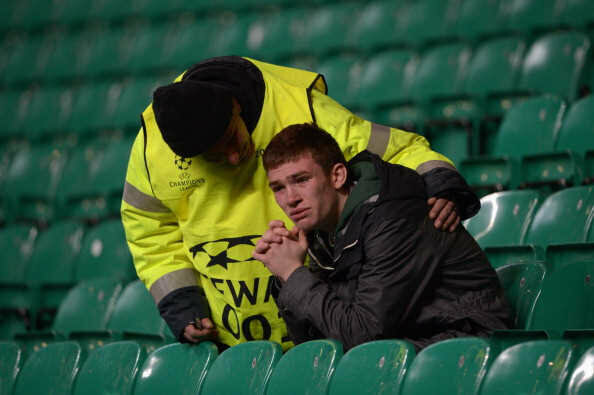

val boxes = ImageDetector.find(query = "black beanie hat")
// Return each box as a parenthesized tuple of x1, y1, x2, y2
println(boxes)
(152, 80, 234, 158)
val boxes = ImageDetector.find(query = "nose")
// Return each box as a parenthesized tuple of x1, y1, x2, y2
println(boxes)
(286, 186, 301, 207)
(227, 150, 240, 165)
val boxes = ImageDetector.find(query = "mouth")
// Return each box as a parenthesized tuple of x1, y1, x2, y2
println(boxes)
(289, 208, 309, 222)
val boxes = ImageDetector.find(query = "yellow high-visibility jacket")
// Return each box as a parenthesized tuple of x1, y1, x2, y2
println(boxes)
(121, 57, 463, 350)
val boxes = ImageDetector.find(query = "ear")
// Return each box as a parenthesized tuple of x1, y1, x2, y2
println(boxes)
(330, 163, 348, 190)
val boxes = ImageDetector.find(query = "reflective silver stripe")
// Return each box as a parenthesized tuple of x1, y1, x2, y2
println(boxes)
(123, 181, 169, 213)
(367, 123, 391, 157)
(150, 268, 200, 304)
(416, 160, 458, 175)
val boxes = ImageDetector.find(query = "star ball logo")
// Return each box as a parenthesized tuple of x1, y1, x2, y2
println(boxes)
(174, 155, 192, 170)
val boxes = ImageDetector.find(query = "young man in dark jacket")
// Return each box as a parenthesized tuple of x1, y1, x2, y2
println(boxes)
(253, 123, 512, 351)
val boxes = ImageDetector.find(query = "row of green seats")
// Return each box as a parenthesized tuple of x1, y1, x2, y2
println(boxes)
(0, 218, 135, 335)
(0, 137, 132, 224)
(459, 94, 594, 193)
(1, 336, 593, 395)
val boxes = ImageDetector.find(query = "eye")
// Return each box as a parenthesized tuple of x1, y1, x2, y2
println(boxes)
(296, 176, 310, 183)
(270, 185, 284, 193)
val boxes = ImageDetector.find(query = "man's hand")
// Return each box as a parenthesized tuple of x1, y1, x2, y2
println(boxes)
(428, 197, 460, 232)
(253, 224, 308, 282)
(183, 317, 217, 343)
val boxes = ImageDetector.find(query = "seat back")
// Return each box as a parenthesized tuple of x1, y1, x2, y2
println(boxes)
(74, 218, 135, 281)
(503, 0, 558, 33)
(479, 340, 574, 395)
(465, 190, 542, 248)
(328, 340, 415, 395)
(134, 342, 218, 395)
(496, 262, 546, 329)
(555, 95, 594, 155)
(52, 278, 123, 336)
(13, 341, 81, 395)
(463, 37, 526, 98)
(0, 224, 37, 284)
(518, 31, 590, 102)
(455, 0, 506, 40)
(201, 340, 282, 395)
(401, 338, 491, 395)
(73, 341, 144, 395)
(566, 346, 594, 395)
(0, 341, 22, 395)
(524, 186, 594, 246)
(346, 1, 401, 51)
(266, 339, 343, 395)
(493, 95, 566, 157)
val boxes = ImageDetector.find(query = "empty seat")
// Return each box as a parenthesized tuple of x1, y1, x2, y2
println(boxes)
(566, 346, 594, 395)
(134, 342, 218, 395)
(345, 1, 401, 52)
(479, 340, 574, 395)
(464, 190, 542, 249)
(522, 95, 594, 186)
(556, 0, 594, 28)
(73, 219, 135, 282)
(460, 95, 566, 192)
(400, 337, 491, 395)
(201, 340, 282, 395)
(496, 262, 546, 329)
(502, 0, 558, 34)
(0, 341, 22, 395)
(455, 0, 507, 41)
(518, 31, 591, 103)
(526, 243, 594, 331)
(12, 341, 81, 395)
(317, 55, 361, 107)
(266, 339, 343, 395)
(72, 341, 144, 395)
(328, 340, 415, 395)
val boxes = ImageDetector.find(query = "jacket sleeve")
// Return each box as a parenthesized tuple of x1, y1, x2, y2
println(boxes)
(312, 90, 479, 218)
(276, 200, 436, 350)
(121, 131, 209, 341)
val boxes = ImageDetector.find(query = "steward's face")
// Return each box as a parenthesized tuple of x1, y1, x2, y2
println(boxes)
(202, 114, 254, 166)
(267, 154, 342, 233)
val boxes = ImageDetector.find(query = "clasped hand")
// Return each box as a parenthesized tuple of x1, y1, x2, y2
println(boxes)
(252, 220, 308, 282)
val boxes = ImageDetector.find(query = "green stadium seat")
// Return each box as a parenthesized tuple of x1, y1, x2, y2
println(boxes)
(201, 340, 282, 395)
(521, 95, 594, 187)
(134, 342, 218, 395)
(464, 190, 542, 249)
(0, 341, 21, 395)
(12, 341, 81, 395)
(345, 1, 401, 52)
(455, 0, 507, 41)
(292, 3, 357, 57)
(24, 220, 85, 328)
(555, 0, 594, 28)
(566, 346, 594, 395)
(108, 76, 160, 133)
(317, 55, 361, 108)
(67, 81, 117, 139)
(244, 8, 306, 62)
(73, 219, 135, 282)
(0, 89, 27, 141)
(266, 339, 343, 395)
(23, 85, 75, 142)
(356, 49, 418, 111)
(393, 0, 461, 48)
(0, 224, 38, 311)
(479, 340, 574, 395)
(496, 262, 546, 328)
(123, 21, 169, 74)
(488, 329, 550, 355)
(459, 95, 566, 193)
(50, 0, 92, 25)
(563, 329, 594, 359)
(72, 341, 144, 395)
(400, 338, 491, 395)
(209, 13, 255, 58)
(15, 279, 123, 357)
(3, 144, 70, 224)
(0, 314, 28, 340)
(328, 340, 415, 395)
(502, 0, 558, 34)
(1, 32, 44, 86)
(518, 31, 591, 102)
(525, 243, 594, 331)
(524, 186, 594, 246)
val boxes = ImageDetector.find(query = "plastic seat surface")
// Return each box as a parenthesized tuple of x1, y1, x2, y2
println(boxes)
(400, 337, 491, 395)
(566, 346, 594, 395)
(73, 341, 144, 395)
(201, 340, 282, 395)
(134, 342, 218, 395)
(496, 262, 546, 329)
(328, 340, 415, 395)
(266, 339, 344, 395)
(479, 340, 574, 395)
(13, 341, 81, 395)
(0, 341, 21, 395)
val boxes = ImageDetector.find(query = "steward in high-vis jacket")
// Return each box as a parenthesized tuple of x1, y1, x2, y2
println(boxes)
(121, 56, 480, 350)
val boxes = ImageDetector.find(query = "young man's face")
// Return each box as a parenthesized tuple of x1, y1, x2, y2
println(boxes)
(267, 153, 343, 233)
